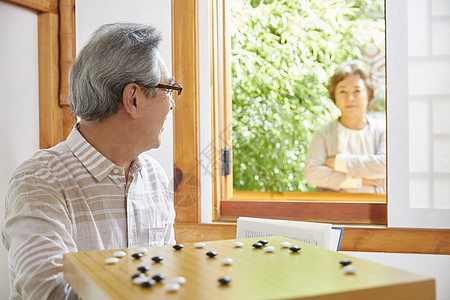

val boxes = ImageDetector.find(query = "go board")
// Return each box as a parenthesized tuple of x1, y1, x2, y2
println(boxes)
(63, 236, 435, 299)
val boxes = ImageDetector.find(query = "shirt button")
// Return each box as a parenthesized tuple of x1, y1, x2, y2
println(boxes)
(113, 169, 120, 174)
(129, 232, 134, 239)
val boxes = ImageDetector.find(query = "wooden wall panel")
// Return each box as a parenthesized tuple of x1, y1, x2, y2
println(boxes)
(59, 0, 75, 106)
(175, 223, 236, 243)
(339, 227, 450, 254)
(174, 223, 450, 254)
(59, 0, 77, 138)
(62, 106, 76, 138)
(38, 12, 61, 148)
(4, 0, 57, 12)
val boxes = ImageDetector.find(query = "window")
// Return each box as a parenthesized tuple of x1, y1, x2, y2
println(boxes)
(172, 0, 450, 230)
(230, 0, 386, 193)
(209, 0, 386, 224)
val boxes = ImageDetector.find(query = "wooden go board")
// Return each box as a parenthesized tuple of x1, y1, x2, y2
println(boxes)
(63, 236, 435, 299)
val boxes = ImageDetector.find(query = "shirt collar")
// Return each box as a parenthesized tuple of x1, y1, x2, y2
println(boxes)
(65, 123, 119, 182)
(130, 157, 143, 175)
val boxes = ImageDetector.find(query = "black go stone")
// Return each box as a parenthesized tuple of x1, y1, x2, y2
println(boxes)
(173, 244, 184, 250)
(151, 256, 164, 263)
(206, 251, 218, 258)
(252, 242, 263, 248)
(218, 276, 231, 285)
(152, 274, 166, 282)
(340, 259, 352, 266)
(131, 273, 144, 279)
(137, 266, 150, 273)
(289, 246, 301, 252)
(131, 253, 143, 259)
(140, 279, 156, 288)
(258, 240, 268, 245)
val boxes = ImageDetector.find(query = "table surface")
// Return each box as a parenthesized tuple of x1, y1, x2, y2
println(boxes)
(63, 236, 435, 300)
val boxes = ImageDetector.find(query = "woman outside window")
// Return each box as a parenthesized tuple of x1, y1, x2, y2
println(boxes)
(304, 60, 386, 193)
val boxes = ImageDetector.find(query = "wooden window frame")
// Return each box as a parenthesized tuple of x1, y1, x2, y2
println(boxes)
(209, 0, 387, 224)
(171, 0, 201, 223)
(3, 0, 77, 149)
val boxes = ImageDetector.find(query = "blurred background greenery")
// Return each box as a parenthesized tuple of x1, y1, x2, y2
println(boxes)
(231, 0, 385, 192)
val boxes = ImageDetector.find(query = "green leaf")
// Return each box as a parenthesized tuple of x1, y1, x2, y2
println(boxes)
(250, 0, 262, 8)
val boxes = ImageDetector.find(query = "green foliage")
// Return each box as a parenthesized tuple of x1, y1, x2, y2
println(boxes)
(231, 0, 385, 192)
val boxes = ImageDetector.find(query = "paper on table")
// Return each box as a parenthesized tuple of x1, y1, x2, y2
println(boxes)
(236, 217, 343, 251)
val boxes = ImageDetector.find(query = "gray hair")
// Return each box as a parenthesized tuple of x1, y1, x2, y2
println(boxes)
(69, 23, 162, 121)
(328, 60, 377, 103)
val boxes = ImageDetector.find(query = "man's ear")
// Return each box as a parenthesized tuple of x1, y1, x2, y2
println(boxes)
(122, 83, 139, 119)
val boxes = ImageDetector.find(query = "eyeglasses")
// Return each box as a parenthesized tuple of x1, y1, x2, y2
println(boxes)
(155, 83, 183, 103)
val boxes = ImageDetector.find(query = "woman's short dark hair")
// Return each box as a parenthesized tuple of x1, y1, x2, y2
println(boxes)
(328, 60, 377, 103)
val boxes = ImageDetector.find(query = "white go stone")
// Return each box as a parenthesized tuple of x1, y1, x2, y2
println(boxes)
(113, 251, 126, 258)
(264, 246, 275, 252)
(136, 247, 148, 253)
(280, 241, 292, 248)
(233, 241, 244, 247)
(105, 257, 119, 264)
(343, 265, 357, 274)
(132, 276, 149, 284)
(194, 242, 206, 248)
(164, 282, 181, 292)
(221, 258, 233, 265)
(170, 276, 186, 285)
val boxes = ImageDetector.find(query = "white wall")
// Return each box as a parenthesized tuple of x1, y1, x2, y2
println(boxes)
(1, 1, 449, 300)
(0, 2, 40, 298)
(342, 251, 450, 300)
(76, 0, 174, 179)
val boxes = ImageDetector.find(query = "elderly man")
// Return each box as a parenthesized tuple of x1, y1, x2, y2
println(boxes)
(2, 23, 180, 299)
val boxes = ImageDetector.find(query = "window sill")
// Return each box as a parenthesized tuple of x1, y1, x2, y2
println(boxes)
(174, 222, 450, 254)
(233, 191, 386, 202)
(220, 200, 387, 225)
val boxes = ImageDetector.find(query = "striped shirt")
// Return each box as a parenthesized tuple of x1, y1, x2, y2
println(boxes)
(1, 126, 176, 299)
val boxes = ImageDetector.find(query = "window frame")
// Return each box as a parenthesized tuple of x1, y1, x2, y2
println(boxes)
(208, 0, 387, 224)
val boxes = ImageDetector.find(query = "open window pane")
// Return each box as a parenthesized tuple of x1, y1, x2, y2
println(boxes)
(230, 0, 386, 194)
